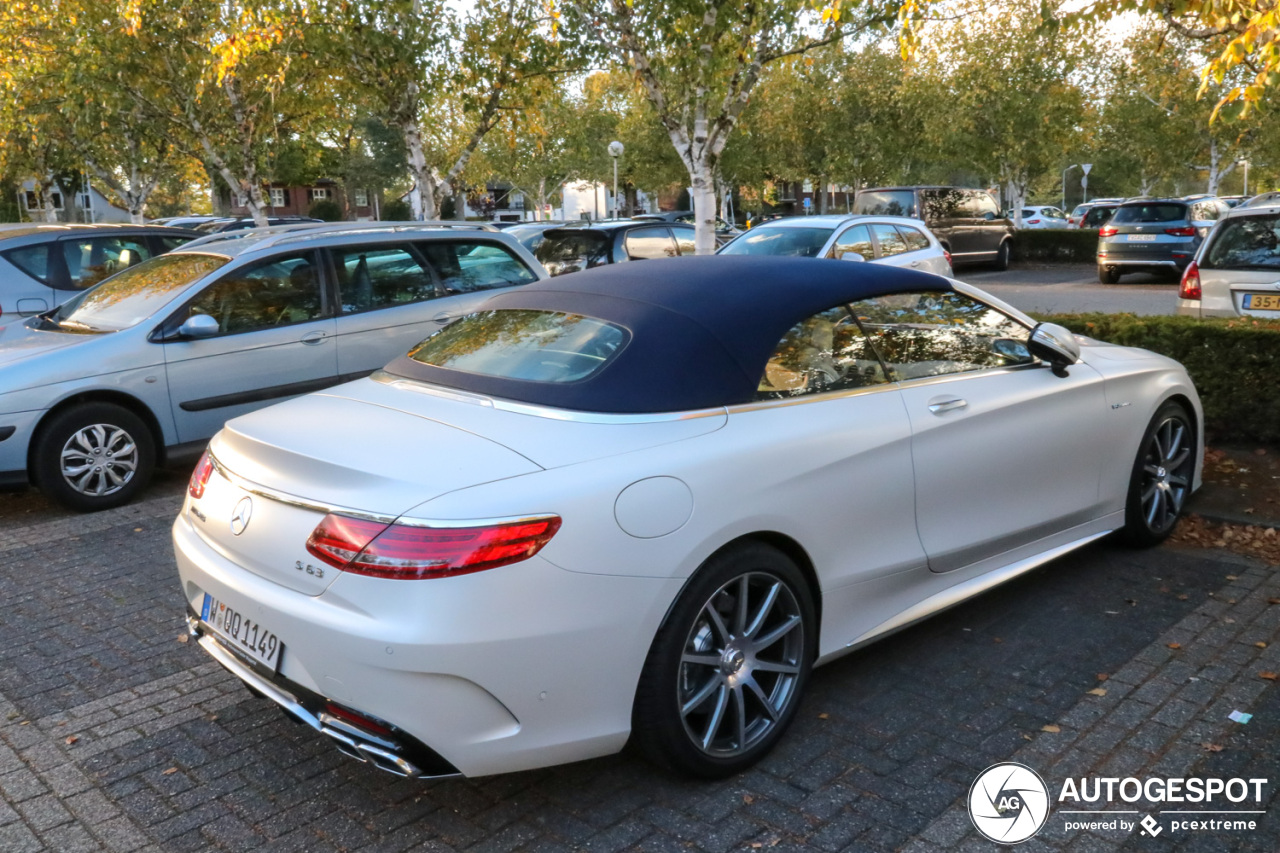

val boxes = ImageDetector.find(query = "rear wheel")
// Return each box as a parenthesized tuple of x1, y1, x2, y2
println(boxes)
(631, 542, 816, 777)
(1098, 265, 1120, 284)
(1118, 402, 1194, 547)
(33, 403, 155, 512)
(993, 240, 1011, 271)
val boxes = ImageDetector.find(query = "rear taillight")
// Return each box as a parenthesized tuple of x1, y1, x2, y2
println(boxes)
(1027, 219, 1041, 224)
(188, 450, 214, 499)
(1098, 226, 1118, 237)
(943, 249, 952, 267)
(305, 513, 562, 580)
(1179, 262, 1201, 300)
(1165, 226, 1196, 237)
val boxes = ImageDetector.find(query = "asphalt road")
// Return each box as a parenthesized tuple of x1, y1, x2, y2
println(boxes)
(958, 263, 1182, 317)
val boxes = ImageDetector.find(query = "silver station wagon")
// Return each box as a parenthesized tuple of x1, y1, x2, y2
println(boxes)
(0, 223, 545, 510)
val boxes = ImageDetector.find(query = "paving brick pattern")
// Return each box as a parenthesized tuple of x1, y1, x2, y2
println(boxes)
(1, 486, 1278, 852)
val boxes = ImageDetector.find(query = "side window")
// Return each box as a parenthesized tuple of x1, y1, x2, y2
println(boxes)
(871, 223, 908, 257)
(757, 305, 890, 399)
(155, 235, 192, 253)
(970, 192, 1000, 219)
(673, 228, 696, 255)
(417, 240, 539, 294)
(850, 290, 1034, 381)
(831, 224, 874, 260)
(60, 236, 153, 291)
(184, 252, 324, 335)
(897, 226, 930, 252)
(331, 243, 436, 312)
(1, 244, 52, 283)
(624, 227, 678, 260)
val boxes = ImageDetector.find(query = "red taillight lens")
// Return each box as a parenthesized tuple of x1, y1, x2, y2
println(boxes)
(1098, 226, 1118, 237)
(1179, 262, 1201, 300)
(943, 250, 952, 268)
(1165, 226, 1196, 237)
(188, 450, 214, 499)
(306, 513, 562, 580)
(1027, 219, 1041, 224)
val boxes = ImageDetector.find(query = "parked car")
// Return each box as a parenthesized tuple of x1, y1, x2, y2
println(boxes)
(633, 211, 742, 245)
(500, 221, 565, 253)
(0, 223, 197, 322)
(1096, 198, 1228, 283)
(174, 255, 1202, 781)
(1218, 196, 1247, 208)
(0, 223, 545, 511)
(1008, 205, 1071, 229)
(195, 216, 324, 233)
(1079, 204, 1119, 230)
(534, 220, 698, 276)
(853, 186, 1014, 269)
(1178, 195, 1280, 318)
(1068, 203, 1094, 226)
(716, 214, 952, 276)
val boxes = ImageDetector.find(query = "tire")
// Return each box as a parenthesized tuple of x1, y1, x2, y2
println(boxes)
(992, 240, 1011, 271)
(33, 403, 156, 512)
(1098, 265, 1120, 284)
(1117, 401, 1195, 547)
(631, 542, 816, 777)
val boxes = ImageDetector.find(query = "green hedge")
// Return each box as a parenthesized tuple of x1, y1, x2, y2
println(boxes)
(1036, 312, 1280, 444)
(1011, 229, 1099, 263)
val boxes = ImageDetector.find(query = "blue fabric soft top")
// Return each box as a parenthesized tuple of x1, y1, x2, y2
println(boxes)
(381, 255, 953, 413)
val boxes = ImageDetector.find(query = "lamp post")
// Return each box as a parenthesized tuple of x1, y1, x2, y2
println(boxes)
(608, 141, 624, 220)
(1062, 164, 1078, 211)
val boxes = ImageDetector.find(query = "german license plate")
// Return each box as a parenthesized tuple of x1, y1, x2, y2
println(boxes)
(1244, 293, 1280, 311)
(1126, 234, 1157, 241)
(201, 593, 283, 672)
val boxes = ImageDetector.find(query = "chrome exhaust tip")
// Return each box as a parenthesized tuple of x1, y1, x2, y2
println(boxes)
(319, 726, 423, 777)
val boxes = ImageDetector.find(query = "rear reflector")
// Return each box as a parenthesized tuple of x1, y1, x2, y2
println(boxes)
(324, 702, 394, 738)
(1098, 226, 1118, 237)
(1179, 262, 1201, 300)
(306, 513, 562, 580)
(189, 450, 214, 499)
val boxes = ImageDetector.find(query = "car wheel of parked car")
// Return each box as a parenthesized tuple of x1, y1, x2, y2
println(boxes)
(1118, 401, 1194, 547)
(1098, 266, 1120, 284)
(34, 403, 156, 512)
(631, 542, 816, 777)
(992, 240, 1011, 271)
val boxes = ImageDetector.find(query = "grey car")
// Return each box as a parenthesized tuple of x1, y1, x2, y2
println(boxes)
(0, 222, 546, 511)
(1096, 197, 1229, 283)
(716, 214, 953, 276)
(0, 223, 197, 323)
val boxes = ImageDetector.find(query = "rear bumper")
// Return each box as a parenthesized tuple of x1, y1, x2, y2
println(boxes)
(1096, 258, 1187, 270)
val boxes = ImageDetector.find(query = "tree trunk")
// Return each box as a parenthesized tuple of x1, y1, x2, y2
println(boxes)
(1139, 174, 1157, 196)
(817, 177, 828, 214)
(1004, 176, 1028, 230)
(688, 163, 718, 255)
(536, 178, 548, 221)
(402, 120, 432, 220)
(33, 176, 60, 223)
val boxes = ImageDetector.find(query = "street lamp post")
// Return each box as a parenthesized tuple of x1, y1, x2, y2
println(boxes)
(608, 141, 624, 220)
(1062, 165, 1079, 211)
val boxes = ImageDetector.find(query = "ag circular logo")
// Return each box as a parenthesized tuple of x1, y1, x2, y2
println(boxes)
(968, 762, 1050, 844)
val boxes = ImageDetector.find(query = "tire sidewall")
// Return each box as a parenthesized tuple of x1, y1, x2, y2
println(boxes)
(1120, 401, 1193, 547)
(34, 403, 156, 512)
(631, 542, 817, 778)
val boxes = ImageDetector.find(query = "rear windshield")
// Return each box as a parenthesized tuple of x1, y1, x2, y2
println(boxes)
(854, 191, 916, 218)
(44, 252, 228, 333)
(534, 231, 611, 275)
(1202, 215, 1280, 270)
(1112, 204, 1187, 224)
(408, 309, 628, 383)
(717, 225, 833, 257)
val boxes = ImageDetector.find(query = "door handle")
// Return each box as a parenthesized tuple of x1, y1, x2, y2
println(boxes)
(300, 330, 327, 345)
(927, 397, 967, 415)
(909, 260, 922, 267)
(433, 311, 453, 325)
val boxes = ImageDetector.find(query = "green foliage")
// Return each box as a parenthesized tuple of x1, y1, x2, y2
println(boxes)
(1012, 230, 1099, 263)
(381, 199, 411, 220)
(1037, 312, 1280, 443)
(308, 199, 343, 221)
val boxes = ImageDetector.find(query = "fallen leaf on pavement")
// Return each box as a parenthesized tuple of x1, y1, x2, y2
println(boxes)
(176, 634, 188, 644)
(818, 712, 829, 720)
(1088, 688, 1107, 696)
(1042, 724, 1061, 733)
(162, 767, 178, 775)
(1097, 673, 1110, 681)
(65, 736, 78, 745)
(1260, 672, 1278, 681)
(1201, 743, 1225, 752)
(1168, 643, 1182, 650)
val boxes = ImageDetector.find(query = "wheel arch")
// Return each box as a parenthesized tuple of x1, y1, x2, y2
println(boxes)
(28, 390, 166, 472)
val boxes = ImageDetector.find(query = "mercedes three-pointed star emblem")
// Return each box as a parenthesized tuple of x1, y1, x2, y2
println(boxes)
(230, 496, 253, 536)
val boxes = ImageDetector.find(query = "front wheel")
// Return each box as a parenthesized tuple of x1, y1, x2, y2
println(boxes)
(1118, 402, 1195, 547)
(993, 240, 1011, 271)
(33, 403, 156, 512)
(631, 542, 816, 777)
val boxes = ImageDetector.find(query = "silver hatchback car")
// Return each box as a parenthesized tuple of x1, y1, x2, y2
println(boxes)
(0, 223, 546, 510)
(1178, 196, 1280, 317)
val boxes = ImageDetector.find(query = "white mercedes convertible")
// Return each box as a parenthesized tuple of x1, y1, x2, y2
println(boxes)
(173, 256, 1201, 779)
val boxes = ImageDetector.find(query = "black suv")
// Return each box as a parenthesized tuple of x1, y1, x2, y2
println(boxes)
(853, 186, 1014, 269)
(1096, 197, 1228, 283)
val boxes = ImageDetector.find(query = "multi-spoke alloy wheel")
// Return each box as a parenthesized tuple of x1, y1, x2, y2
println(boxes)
(1121, 402, 1195, 546)
(35, 403, 155, 512)
(632, 543, 815, 777)
(60, 423, 139, 497)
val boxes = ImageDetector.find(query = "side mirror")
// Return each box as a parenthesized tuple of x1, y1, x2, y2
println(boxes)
(983, 211, 996, 221)
(177, 314, 220, 339)
(839, 252, 866, 263)
(1028, 322, 1080, 377)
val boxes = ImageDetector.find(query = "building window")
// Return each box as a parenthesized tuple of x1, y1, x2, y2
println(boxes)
(80, 193, 92, 211)
(310, 187, 331, 201)
(270, 188, 286, 207)
(23, 191, 63, 210)
(353, 188, 368, 208)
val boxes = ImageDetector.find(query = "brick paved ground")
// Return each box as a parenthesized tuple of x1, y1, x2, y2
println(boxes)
(1, 483, 1278, 852)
